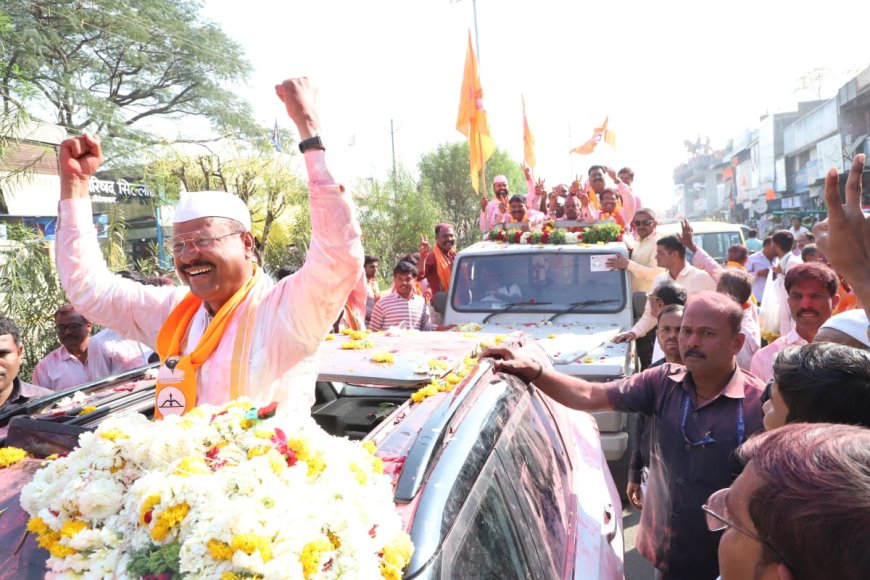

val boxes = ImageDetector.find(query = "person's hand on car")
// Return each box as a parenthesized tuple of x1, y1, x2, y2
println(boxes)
(606, 255, 629, 270)
(612, 331, 637, 343)
(481, 345, 542, 382)
(626, 482, 643, 510)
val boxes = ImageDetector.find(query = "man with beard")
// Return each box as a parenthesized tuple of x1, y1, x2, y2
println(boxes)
(484, 292, 766, 579)
(480, 174, 510, 231)
(750, 262, 839, 383)
(582, 165, 638, 224)
(421, 223, 457, 295)
(502, 194, 544, 227)
(53, 78, 363, 419)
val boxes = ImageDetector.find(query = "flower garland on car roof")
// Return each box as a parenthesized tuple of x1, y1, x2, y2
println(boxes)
(487, 222, 624, 245)
(19, 399, 413, 580)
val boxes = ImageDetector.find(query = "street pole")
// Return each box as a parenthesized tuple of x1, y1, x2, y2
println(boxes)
(472, 0, 481, 67)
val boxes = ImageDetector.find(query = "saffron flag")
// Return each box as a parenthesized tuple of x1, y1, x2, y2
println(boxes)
(570, 117, 616, 155)
(456, 31, 495, 193)
(522, 94, 536, 168)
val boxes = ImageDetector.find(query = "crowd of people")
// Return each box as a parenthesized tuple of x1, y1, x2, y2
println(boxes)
(0, 77, 867, 580)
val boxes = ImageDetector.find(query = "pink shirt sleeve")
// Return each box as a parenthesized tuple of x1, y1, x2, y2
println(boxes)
(691, 247, 724, 282)
(616, 182, 638, 225)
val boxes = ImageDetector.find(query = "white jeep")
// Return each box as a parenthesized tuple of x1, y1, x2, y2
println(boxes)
(438, 230, 637, 495)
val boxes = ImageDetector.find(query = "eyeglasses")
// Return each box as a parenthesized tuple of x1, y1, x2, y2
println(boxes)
(168, 231, 243, 254)
(56, 322, 86, 334)
(632, 219, 654, 227)
(702, 488, 793, 570)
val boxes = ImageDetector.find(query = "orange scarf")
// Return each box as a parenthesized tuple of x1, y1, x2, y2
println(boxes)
(726, 261, 746, 270)
(154, 266, 261, 418)
(433, 245, 453, 292)
(508, 213, 528, 223)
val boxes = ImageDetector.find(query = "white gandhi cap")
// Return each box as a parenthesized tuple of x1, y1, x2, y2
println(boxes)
(818, 309, 870, 348)
(173, 191, 252, 231)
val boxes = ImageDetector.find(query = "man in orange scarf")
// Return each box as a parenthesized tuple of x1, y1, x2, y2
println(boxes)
(422, 223, 457, 295)
(54, 78, 363, 420)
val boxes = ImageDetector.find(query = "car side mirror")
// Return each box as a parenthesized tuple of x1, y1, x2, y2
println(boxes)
(433, 291, 448, 315)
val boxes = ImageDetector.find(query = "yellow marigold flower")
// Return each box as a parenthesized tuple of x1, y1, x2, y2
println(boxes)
(460, 332, 477, 338)
(300, 537, 333, 579)
(207, 538, 234, 561)
(60, 520, 88, 538)
(77, 406, 97, 416)
(361, 440, 377, 455)
(0, 446, 28, 467)
(26, 516, 49, 536)
(48, 540, 77, 558)
(99, 428, 129, 441)
(268, 451, 286, 475)
(221, 573, 241, 580)
(411, 384, 439, 403)
(327, 530, 342, 549)
(382, 533, 415, 570)
(547, 333, 557, 339)
(140, 495, 161, 525)
(45, 453, 59, 461)
(306, 453, 326, 478)
(371, 352, 395, 364)
(349, 463, 367, 485)
(175, 457, 209, 476)
(445, 373, 461, 385)
(463, 356, 478, 367)
(247, 446, 271, 459)
(494, 335, 507, 344)
(324, 334, 335, 341)
(239, 418, 255, 430)
(231, 533, 273, 562)
(427, 359, 449, 370)
(371, 456, 384, 475)
(151, 503, 189, 542)
(341, 339, 374, 350)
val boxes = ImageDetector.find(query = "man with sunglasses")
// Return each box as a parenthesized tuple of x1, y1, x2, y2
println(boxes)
(484, 291, 765, 579)
(32, 304, 93, 390)
(708, 423, 869, 580)
(606, 208, 664, 295)
(53, 78, 363, 419)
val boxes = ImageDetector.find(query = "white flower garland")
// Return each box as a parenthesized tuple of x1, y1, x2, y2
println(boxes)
(20, 399, 413, 580)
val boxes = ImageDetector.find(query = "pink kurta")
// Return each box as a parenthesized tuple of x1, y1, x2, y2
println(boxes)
(56, 150, 363, 419)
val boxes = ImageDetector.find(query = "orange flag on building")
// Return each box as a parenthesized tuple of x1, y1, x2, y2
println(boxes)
(456, 31, 495, 193)
(570, 117, 616, 155)
(522, 94, 536, 168)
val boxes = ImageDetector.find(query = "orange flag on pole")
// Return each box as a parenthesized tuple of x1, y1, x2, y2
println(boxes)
(570, 116, 616, 155)
(456, 31, 495, 193)
(522, 94, 536, 169)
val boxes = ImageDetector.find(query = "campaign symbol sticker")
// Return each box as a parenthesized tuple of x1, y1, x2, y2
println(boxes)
(157, 386, 186, 416)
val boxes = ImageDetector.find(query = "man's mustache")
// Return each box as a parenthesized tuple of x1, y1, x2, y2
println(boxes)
(683, 348, 707, 359)
(180, 261, 215, 273)
(797, 308, 820, 317)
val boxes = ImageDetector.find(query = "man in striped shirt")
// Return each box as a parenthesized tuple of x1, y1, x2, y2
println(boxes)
(369, 261, 435, 331)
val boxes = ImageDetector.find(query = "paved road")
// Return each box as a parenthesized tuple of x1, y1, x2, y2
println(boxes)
(623, 506, 654, 579)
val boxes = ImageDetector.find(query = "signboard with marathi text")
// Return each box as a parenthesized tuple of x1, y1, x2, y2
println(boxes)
(88, 177, 154, 203)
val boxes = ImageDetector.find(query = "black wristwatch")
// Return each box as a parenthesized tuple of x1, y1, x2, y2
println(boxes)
(298, 135, 325, 153)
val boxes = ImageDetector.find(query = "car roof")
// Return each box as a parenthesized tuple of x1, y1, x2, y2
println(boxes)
(318, 329, 500, 387)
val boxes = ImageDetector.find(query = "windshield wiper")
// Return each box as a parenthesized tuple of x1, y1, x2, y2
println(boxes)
(547, 299, 621, 322)
(482, 300, 552, 323)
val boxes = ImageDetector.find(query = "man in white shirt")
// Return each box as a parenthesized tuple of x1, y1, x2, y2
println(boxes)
(771, 230, 803, 336)
(789, 216, 810, 238)
(613, 235, 716, 344)
(750, 262, 839, 382)
(745, 237, 775, 303)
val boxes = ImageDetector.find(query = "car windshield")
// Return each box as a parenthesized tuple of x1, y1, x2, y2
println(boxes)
(450, 252, 626, 314)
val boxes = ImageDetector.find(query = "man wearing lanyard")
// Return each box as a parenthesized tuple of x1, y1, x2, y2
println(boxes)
(483, 291, 765, 580)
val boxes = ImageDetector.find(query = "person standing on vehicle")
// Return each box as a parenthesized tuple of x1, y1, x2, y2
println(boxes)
(479, 175, 510, 232)
(485, 292, 766, 580)
(613, 235, 715, 347)
(0, 316, 51, 413)
(626, 303, 684, 512)
(53, 78, 363, 420)
(420, 223, 457, 296)
(605, 208, 663, 295)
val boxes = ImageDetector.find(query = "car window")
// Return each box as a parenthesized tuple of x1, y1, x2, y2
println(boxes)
(500, 400, 573, 575)
(451, 476, 535, 578)
(696, 232, 742, 263)
(451, 253, 626, 312)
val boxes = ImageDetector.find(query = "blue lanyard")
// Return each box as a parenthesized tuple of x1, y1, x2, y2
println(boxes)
(681, 391, 746, 446)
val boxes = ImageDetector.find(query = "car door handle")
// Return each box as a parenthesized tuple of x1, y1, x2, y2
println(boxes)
(603, 502, 618, 544)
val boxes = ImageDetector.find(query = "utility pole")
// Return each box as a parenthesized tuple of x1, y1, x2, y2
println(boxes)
(389, 118, 398, 181)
